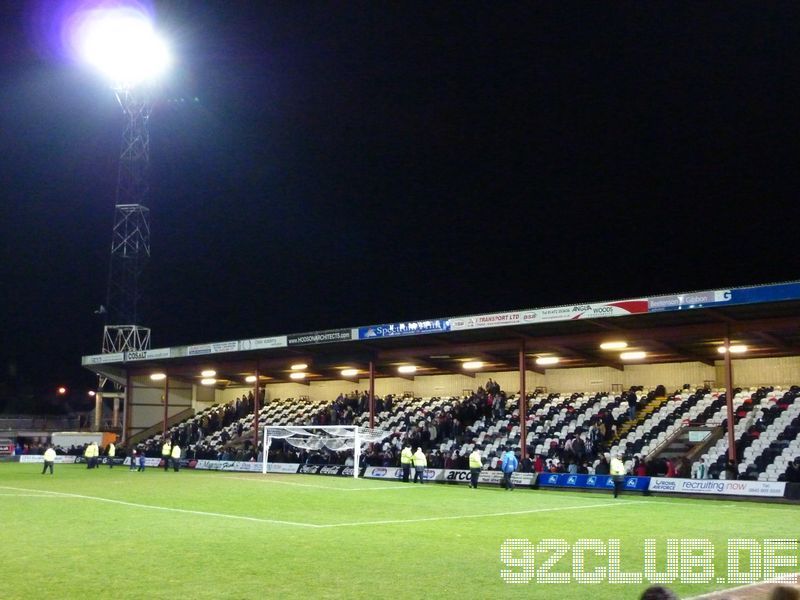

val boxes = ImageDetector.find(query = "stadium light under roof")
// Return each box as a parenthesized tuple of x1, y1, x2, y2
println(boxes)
(73, 6, 171, 88)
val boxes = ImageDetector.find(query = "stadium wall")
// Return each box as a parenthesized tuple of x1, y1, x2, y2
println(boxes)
(717, 356, 800, 388)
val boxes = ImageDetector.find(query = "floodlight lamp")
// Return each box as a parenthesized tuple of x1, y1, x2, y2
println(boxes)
(341, 369, 359, 378)
(201, 370, 216, 378)
(463, 361, 483, 370)
(290, 363, 308, 371)
(150, 373, 166, 381)
(200, 378, 216, 386)
(289, 372, 307, 380)
(600, 341, 628, 350)
(245, 375, 257, 383)
(718, 345, 747, 354)
(620, 351, 646, 361)
(398, 365, 417, 374)
(535, 356, 560, 366)
(75, 7, 171, 88)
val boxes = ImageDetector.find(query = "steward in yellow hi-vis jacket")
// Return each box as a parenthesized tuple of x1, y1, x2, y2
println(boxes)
(412, 448, 427, 484)
(161, 441, 172, 471)
(400, 444, 413, 483)
(468, 449, 483, 489)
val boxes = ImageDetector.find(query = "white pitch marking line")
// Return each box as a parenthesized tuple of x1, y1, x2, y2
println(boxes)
(682, 573, 800, 599)
(223, 475, 416, 491)
(318, 500, 654, 529)
(0, 485, 321, 528)
(0, 493, 58, 497)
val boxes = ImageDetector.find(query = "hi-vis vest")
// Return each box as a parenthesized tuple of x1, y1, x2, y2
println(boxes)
(413, 451, 427, 467)
(108, 443, 115, 457)
(162, 443, 171, 456)
(400, 448, 413, 465)
(469, 451, 482, 469)
(171, 445, 181, 459)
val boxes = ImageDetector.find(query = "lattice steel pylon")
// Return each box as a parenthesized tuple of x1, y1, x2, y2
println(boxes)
(102, 86, 153, 354)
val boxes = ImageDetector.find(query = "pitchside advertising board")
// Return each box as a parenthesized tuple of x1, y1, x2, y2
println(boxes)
(18, 455, 78, 464)
(648, 477, 786, 498)
(537, 473, 650, 491)
(364, 466, 536, 486)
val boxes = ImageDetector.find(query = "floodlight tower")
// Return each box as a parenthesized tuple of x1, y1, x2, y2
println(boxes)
(76, 7, 171, 354)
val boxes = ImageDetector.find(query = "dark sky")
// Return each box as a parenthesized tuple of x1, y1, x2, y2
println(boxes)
(1, 2, 799, 402)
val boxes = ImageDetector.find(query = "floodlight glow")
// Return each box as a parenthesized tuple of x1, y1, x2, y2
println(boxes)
(600, 341, 628, 350)
(398, 365, 417, 374)
(245, 375, 257, 383)
(535, 356, 560, 366)
(200, 378, 216, 386)
(290, 363, 308, 371)
(150, 372, 166, 381)
(463, 361, 483, 370)
(74, 6, 171, 88)
(201, 370, 216, 378)
(341, 369, 359, 377)
(57, 387, 67, 395)
(620, 351, 646, 360)
(290, 372, 307, 380)
(718, 345, 747, 354)
(88, 391, 96, 397)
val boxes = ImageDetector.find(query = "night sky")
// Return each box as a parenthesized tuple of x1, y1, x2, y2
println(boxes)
(1, 2, 799, 408)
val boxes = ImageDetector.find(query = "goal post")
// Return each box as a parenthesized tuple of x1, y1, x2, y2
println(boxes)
(262, 425, 387, 479)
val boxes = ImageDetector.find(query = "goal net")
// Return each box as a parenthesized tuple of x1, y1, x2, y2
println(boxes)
(262, 425, 389, 478)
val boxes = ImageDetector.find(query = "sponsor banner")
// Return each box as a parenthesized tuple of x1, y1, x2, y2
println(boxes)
(82, 352, 124, 365)
(238, 336, 287, 351)
(192, 459, 269, 473)
(648, 290, 731, 313)
(186, 341, 240, 356)
(648, 477, 786, 497)
(358, 319, 451, 340)
(267, 462, 302, 474)
(125, 348, 171, 361)
(538, 300, 649, 323)
(287, 329, 352, 346)
(75, 456, 126, 466)
(364, 466, 445, 482)
(19, 455, 77, 464)
(443, 469, 536, 486)
(123, 457, 162, 467)
(450, 311, 539, 331)
(729, 281, 800, 306)
(537, 473, 650, 491)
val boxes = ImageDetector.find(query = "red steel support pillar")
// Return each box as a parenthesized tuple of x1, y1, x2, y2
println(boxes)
(162, 374, 170, 437)
(253, 364, 260, 449)
(724, 329, 737, 464)
(519, 341, 527, 460)
(369, 361, 375, 429)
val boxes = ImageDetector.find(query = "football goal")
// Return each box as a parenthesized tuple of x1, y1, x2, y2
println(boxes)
(262, 425, 389, 478)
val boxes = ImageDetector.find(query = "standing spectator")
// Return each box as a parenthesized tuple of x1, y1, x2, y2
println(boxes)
(83, 443, 92, 469)
(129, 447, 137, 471)
(468, 447, 483, 489)
(171, 443, 181, 472)
(41, 445, 56, 475)
(501, 446, 518, 491)
(400, 444, 413, 483)
(161, 439, 171, 471)
(137, 449, 146, 472)
(724, 459, 738, 480)
(627, 389, 638, 420)
(107, 441, 116, 468)
(691, 458, 707, 479)
(412, 447, 427, 484)
(610, 453, 626, 499)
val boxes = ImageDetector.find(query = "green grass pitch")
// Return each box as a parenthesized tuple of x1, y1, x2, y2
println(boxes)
(0, 462, 797, 599)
